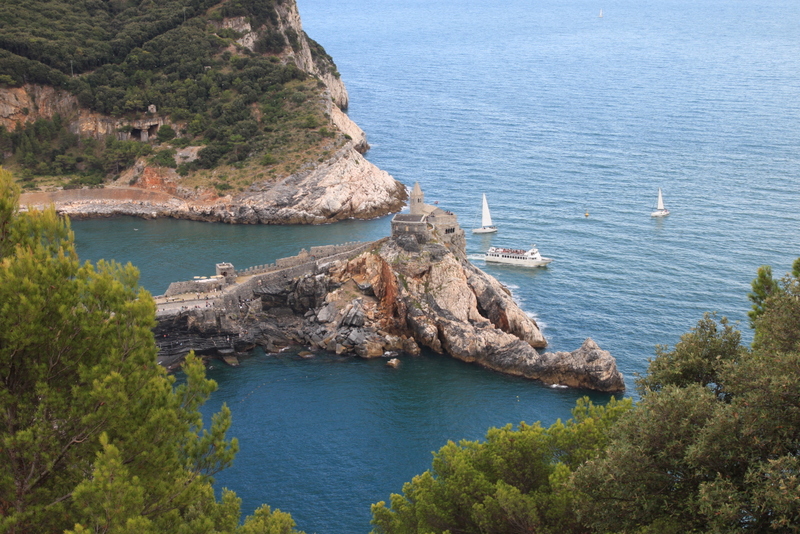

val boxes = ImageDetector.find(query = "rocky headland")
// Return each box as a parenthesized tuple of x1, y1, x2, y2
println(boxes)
(17, 137, 407, 224)
(5, 0, 408, 224)
(154, 236, 625, 393)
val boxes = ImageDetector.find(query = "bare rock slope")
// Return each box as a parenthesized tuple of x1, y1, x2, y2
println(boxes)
(19, 139, 406, 224)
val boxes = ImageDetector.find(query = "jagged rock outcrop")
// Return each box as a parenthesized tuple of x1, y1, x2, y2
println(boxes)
(330, 106, 369, 152)
(233, 143, 405, 222)
(155, 237, 625, 392)
(19, 141, 406, 223)
(222, 2, 349, 109)
(280, 1, 351, 111)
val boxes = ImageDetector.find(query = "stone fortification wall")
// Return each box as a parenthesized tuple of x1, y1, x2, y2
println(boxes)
(312, 240, 380, 268)
(162, 241, 377, 300)
(427, 211, 458, 227)
(237, 241, 369, 277)
(163, 278, 223, 297)
(226, 263, 299, 306)
(391, 219, 429, 240)
(219, 276, 264, 311)
(219, 241, 379, 308)
(311, 242, 366, 257)
(435, 225, 466, 256)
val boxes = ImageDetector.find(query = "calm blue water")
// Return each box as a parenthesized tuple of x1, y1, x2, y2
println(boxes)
(72, 0, 800, 531)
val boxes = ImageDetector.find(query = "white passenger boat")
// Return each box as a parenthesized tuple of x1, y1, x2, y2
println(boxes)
(484, 245, 552, 267)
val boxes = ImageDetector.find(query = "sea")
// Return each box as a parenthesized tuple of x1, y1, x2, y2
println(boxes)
(71, 0, 800, 532)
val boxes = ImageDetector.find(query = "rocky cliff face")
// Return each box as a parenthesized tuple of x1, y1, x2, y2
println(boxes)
(155, 237, 625, 392)
(0, 84, 176, 140)
(0, 85, 77, 132)
(223, 2, 349, 110)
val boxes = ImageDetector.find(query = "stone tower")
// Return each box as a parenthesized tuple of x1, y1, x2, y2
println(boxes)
(410, 182, 425, 216)
(215, 262, 236, 285)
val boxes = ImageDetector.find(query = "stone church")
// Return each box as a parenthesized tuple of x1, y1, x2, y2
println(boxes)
(391, 182, 466, 253)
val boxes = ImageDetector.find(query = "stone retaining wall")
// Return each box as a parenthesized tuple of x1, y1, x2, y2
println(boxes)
(161, 240, 379, 301)
(236, 241, 367, 277)
(221, 240, 380, 308)
(164, 278, 223, 297)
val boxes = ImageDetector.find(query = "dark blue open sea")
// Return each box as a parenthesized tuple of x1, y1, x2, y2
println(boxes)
(72, 0, 800, 531)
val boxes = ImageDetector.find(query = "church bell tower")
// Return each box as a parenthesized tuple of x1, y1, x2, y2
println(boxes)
(410, 182, 424, 215)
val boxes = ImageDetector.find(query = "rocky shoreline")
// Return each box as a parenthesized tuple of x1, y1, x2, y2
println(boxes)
(18, 136, 407, 224)
(153, 237, 625, 393)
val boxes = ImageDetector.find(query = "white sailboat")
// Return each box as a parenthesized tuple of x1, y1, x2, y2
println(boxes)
(472, 193, 498, 234)
(650, 188, 670, 217)
(599, 8, 603, 17)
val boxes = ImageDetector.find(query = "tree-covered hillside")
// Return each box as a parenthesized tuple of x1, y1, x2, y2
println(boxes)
(0, 0, 348, 192)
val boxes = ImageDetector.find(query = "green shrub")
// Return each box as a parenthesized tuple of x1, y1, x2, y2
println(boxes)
(65, 174, 104, 188)
(176, 163, 191, 176)
(156, 124, 176, 143)
(254, 30, 286, 54)
(170, 137, 192, 148)
(150, 148, 177, 168)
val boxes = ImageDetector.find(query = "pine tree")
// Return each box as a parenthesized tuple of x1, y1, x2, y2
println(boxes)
(0, 168, 303, 533)
(748, 264, 779, 327)
(370, 397, 632, 534)
(574, 263, 800, 533)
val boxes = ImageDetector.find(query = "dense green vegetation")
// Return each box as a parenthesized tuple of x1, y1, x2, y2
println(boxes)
(0, 170, 305, 532)
(371, 398, 633, 534)
(0, 116, 153, 188)
(372, 264, 800, 533)
(0, 0, 346, 190)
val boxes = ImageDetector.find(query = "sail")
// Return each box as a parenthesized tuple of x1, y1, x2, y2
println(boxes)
(656, 188, 665, 210)
(481, 194, 493, 227)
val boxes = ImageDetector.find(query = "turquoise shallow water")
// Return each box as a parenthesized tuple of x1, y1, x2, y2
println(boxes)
(72, 0, 800, 531)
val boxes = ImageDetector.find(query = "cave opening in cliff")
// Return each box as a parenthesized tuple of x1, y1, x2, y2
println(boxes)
(129, 125, 159, 142)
